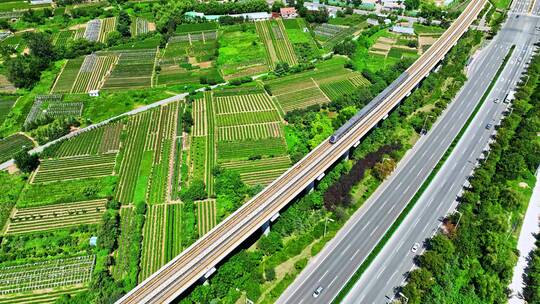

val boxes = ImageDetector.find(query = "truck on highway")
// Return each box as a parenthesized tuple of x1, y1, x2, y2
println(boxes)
(504, 90, 515, 104)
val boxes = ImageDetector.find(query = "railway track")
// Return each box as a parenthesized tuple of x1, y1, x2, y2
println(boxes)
(117, 0, 486, 302)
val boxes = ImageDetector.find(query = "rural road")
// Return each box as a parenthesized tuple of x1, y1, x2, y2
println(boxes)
(278, 10, 537, 304)
(343, 12, 540, 304)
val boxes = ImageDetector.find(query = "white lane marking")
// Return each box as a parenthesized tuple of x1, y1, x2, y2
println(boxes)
(350, 248, 361, 261)
(329, 275, 338, 288)
(321, 270, 329, 281)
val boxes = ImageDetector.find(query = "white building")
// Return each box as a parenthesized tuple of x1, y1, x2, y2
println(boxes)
(88, 90, 99, 97)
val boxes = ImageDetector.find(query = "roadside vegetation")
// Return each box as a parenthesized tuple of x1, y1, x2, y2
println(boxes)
(400, 43, 540, 303)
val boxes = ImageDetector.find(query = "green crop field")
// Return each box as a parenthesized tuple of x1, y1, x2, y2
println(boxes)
(101, 49, 156, 90)
(196, 199, 216, 237)
(139, 204, 165, 281)
(0, 134, 34, 164)
(158, 32, 220, 86)
(255, 19, 298, 68)
(53, 122, 122, 158)
(220, 155, 291, 186)
(33, 153, 117, 184)
(264, 57, 370, 110)
(5, 199, 107, 234)
(0, 95, 17, 125)
(217, 137, 288, 161)
(218, 23, 269, 79)
(0, 285, 86, 304)
(282, 18, 320, 61)
(204, 92, 216, 195)
(164, 203, 183, 261)
(218, 122, 283, 141)
(113, 206, 136, 281)
(51, 58, 84, 93)
(53, 30, 74, 46)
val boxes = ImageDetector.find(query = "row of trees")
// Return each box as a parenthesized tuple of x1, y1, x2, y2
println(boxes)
(401, 43, 540, 303)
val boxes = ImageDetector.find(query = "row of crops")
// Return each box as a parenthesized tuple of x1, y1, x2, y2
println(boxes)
(220, 156, 291, 186)
(203, 92, 216, 195)
(53, 122, 123, 158)
(0, 95, 17, 125)
(32, 153, 117, 184)
(196, 199, 216, 237)
(164, 203, 183, 261)
(214, 93, 275, 114)
(263, 57, 371, 112)
(217, 121, 283, 141)
(5, 199, 107, 234)
(139, 204, 165, 281)
(0, 134, 34, 164)
(102, 49, 157, 90)
(255, 19, 298, 68)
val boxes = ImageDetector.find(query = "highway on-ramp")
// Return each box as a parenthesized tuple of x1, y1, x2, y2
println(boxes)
(342, 11, 540, 304)
(117, 0, 486, 302)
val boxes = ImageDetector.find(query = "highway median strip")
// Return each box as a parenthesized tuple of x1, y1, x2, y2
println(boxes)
(333, 44, 516, 303)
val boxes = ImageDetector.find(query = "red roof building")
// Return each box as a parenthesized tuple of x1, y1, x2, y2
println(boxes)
(280, 7, 298, 19)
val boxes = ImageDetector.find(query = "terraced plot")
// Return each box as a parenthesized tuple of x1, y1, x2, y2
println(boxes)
(33, 153, 116, 184)
(5, 199, 107, 234)
(255, 19, 297, 67)
(214, 93, 276, 114)
(98, 17, 116, 43)
(131, 18, 154, 36)
(53, 30, 74, 46)
(51, 58, 84, 93)
(196, 199, 216, 237)
(0, 134, 34, 164)
(52, 54, 117, 93)
(220, 156, 291, 186)
(192, 98, 207, 137)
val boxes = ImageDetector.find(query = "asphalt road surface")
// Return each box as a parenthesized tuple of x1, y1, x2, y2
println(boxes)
(278, 11, 538, 304)
(343, 12, 540, 304)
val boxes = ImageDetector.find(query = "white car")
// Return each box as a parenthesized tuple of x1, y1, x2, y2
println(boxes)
(411, 243, 420, 253)
(313, 286, 324, 298)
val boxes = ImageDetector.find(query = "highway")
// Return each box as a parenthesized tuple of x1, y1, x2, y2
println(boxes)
(116, 0, 486, 302)
(342, 11, 540, 304)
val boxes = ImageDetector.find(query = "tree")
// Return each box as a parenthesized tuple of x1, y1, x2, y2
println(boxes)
(264, 267, 276, 281)
(404, 0, 420, 10)
(333, 38, 357, 57)
(180, 180, 207, 201)
(372, 158, 396, 180)
(117, 10, 132, 37)
(258, 232, 283, 255)
(13, 149, 39, 173)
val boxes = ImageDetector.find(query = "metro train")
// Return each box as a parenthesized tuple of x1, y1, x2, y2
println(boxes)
(329, 72, 410, 144)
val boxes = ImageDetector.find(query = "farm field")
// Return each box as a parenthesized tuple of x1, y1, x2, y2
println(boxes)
(0, 255, 95, 295)
(131, 18, 155, 36)
(0, 95, 17, 125)
(263, 57, 370, 111)
(164, 203, 183, 261)
(101, 49, 156, 90)
(196, 199, 216, 237)
(158, 30, 220, 86)
(217, 23, 269, 79)
(52, 30, 74, 46)
(5, 199, 107, 234)
(255, 19, 298, 68)
(0, 286, 86, 304)
(314, 23, 356, 49)
(52, 122, 123, 158)
(282, 18, 321, 61)
(115, 102, 180, 205)
(139, 204, 165, 281)
(24, 94, 83, 128)
(0, 134, 34, 164)
(220, 155, 291, 186)
(32, 153, 117, 184)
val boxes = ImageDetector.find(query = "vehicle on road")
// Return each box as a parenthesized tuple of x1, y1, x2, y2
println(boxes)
(504, 90, 515, 103)
(313, 286, 324, 298)
(411, 243, 420, 253)
(486, 123, 493, 130)
(493, 98, 500, 103)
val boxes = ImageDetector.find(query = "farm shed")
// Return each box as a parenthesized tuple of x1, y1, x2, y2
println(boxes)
(391, 25, 415, 35)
